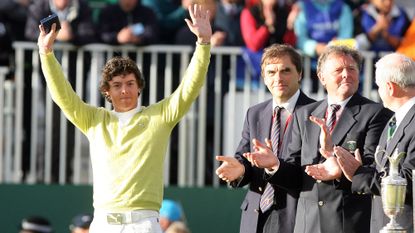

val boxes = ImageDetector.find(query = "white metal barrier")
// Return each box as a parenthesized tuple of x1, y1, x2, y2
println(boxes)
(1, 42, 379, 187)
(0, 67, 9, 182)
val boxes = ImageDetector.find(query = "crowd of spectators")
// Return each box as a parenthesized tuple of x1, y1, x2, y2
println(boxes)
(19, 213, 92, 233)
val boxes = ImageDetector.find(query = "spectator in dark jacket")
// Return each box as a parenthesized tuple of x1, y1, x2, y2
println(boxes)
(98, 0, 159, 45)
(213, 0, 245, 47)
(25, 0, 96, 45)
(0, 0, 30, 67)
(142, 0, 191, 44)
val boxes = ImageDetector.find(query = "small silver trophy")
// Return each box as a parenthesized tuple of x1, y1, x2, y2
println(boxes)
(375, 146, 407, 233)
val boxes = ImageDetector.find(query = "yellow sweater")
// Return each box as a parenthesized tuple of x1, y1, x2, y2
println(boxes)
(40, 44, 211, 212)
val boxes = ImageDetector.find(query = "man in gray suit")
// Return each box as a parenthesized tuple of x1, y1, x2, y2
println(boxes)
(215, 44, 314, 233)
(245, 45, 392, 233)
(333, 53, 415, 233)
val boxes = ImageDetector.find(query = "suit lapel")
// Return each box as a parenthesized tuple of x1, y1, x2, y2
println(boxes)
(257, 100, 273, 143)
(284, 91, 313, 138)
(255, 100, 273, 183)
(382, 105, 415, 166)
(331, 95, 360, 145)
(377, 126, 389, 170)
(306, 100, 327, 162)
(295, 91, 314, 110)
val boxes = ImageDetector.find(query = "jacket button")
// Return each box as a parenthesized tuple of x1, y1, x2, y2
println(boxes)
(316, 180, 322, 183)
(318, 201, 324, 206)
(259, 187, 263, 192)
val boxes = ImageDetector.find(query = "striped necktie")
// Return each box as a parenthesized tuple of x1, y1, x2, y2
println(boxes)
(260, 106, 283, 212)
(327, 104, 341, 133)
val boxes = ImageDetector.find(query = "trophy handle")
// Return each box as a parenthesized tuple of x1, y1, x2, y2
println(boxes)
(374, 145, 387, 177)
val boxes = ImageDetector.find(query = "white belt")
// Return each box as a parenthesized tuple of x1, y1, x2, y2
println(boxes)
(106, 210, 159, 225)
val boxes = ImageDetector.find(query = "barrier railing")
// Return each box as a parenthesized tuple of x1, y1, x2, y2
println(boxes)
(1, 42, 380, 187)
(0, 67, 9, 182)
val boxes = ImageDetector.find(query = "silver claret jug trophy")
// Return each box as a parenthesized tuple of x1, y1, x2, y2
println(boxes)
(375, 146, 407, 233)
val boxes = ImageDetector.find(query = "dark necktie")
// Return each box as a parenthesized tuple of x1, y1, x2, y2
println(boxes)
(387, 116, 397, 141)
(327, 104, 341, 133)
(260, 106, 283, 212)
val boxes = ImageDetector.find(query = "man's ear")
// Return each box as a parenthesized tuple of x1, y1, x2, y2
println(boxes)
(386, 81, 396, 96)
(317, 71, 325, 87)
(104, 91, 111, 100)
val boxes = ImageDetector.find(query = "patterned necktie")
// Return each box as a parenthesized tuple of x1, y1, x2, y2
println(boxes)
(271, 106, 283, 156)
(327, 104, 341, 133)
(387, 116, 397, 141)
(260, 106, 283, 213)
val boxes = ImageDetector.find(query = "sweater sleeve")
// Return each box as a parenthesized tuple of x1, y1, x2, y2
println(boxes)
(39, 52, 98, 134)
(161, 43, 211, 125)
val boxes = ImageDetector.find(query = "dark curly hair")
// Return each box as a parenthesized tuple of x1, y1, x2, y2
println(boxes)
(99, 56, 145, 103)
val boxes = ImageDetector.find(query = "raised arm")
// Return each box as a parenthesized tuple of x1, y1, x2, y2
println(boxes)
(161, 4, 212, 124)
(37, 22, 95, 134)
(184, 4, 212, 44)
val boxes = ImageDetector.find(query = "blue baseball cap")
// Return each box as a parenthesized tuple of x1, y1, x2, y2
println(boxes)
(159, 199, 182, 222)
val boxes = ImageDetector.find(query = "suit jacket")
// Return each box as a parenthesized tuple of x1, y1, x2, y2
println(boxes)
(352, 104, 415, 233)
(232, 91, 315, 233)
(270, 94, 392, 233)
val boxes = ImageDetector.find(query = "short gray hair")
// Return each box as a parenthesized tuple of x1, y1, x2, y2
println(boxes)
(375, 53, 415, 88)
(317, 45, 362, 75)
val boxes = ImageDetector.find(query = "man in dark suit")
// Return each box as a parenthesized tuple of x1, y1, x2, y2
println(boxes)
(244, 45, 392, 233)
(215, 44, 314, 233)
(333, 53, 415, 233)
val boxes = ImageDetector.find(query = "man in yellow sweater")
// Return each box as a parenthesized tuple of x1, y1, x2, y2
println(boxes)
(37, 4, 212, 233)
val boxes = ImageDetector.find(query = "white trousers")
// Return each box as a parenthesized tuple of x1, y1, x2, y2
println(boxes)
(89, 210, 163, 233)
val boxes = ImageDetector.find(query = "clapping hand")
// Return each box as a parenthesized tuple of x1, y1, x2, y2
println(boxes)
(305, 156, 342, 181)
(215, 156, 245, 183)
(243, 139, 279, 170)
(335, 146, 362, 181)
(306, 115, 342, 181)
(309, 115, 334, 157)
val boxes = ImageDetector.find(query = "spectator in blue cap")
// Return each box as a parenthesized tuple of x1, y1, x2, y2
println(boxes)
(69, 213, 93, 233)
(159, 199, 183, 232)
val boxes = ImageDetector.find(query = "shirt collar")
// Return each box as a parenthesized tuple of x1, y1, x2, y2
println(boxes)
(272, 90, 300, 114)
(112, 105, 141, 118)
(394, 96, 415, 126)
(327, 95, 352, 110)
